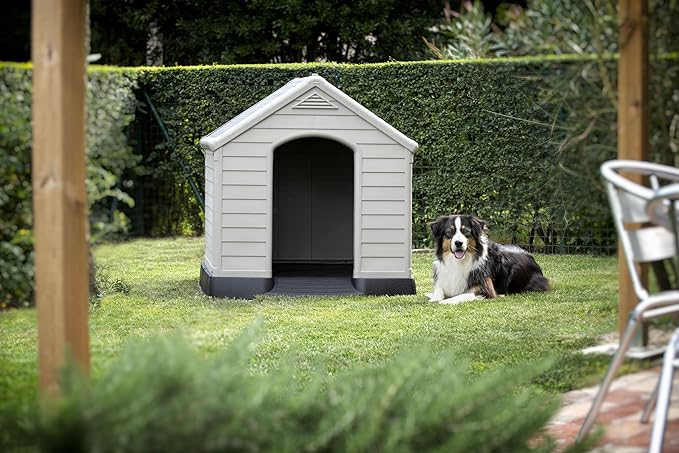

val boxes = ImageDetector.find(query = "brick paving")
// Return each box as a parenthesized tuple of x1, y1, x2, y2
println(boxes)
(546, 368, 679, 452)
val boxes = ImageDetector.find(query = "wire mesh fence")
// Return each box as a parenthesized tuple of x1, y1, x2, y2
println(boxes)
(124, 101, 203, 237)
(411, 219, 616, 255)
(125, 100, 619, 255)
(409, 160, 618, 254)
(123, 42, 679, 258)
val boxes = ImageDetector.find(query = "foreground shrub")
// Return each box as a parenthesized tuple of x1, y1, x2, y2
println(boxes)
(16, 324, 562, 452)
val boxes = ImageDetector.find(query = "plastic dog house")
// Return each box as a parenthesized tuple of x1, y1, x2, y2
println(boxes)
(199, 74, 418, 298)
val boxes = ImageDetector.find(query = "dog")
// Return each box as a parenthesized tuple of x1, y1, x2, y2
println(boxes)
(428, 214, 550, 304)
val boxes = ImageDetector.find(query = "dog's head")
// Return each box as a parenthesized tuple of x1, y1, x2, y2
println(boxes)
(429, 214, 488, 260)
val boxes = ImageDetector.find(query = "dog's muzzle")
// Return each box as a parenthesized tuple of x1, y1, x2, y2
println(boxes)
(452, 240, 466, 259)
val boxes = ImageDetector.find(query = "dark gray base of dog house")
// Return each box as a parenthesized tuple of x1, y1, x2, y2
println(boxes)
(200, 263, 273, 299)
(200, 262, 415, 299)
(352, 278, 416, 296)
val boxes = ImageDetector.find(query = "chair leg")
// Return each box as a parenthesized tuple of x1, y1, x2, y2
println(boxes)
(648, 329, 679, 453)
(641, 378, 659, 424)
(576, 318, 640, 442)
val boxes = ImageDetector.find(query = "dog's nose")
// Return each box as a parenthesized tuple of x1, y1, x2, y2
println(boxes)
(454, 240, 463, 248)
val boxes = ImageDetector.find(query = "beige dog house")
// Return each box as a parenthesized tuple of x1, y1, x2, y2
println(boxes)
(199, 74, 418, 298)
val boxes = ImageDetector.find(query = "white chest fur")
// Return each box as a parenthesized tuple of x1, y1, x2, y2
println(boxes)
(434, 254, 475, 298)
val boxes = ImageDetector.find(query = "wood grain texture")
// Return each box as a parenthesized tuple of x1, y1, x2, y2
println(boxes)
(31, 0, 90, 395)
(617, 0, 648, 336)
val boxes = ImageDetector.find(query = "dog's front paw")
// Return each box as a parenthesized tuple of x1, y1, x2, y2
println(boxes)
(439, 293, 479, 305)
(428, 288, 444, 302)
(439, 297, 463, 305)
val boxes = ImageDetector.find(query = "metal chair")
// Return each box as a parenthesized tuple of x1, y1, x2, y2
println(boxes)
(577, 160, 679, 442)
(646, 181, 679, 452)
(649, 327, 679, 453)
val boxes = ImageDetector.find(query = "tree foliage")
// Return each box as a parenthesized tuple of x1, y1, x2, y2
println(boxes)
(426, 0, 618, 59)
(89, 0, 443, 66)
(425, 0, 679, 235)
(493, 0, 618, 56)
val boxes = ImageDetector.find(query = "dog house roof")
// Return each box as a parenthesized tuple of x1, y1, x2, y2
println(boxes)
(199, 74, 418, 153)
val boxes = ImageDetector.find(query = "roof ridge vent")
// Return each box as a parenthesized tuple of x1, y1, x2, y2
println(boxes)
(293, 92, 337, 109)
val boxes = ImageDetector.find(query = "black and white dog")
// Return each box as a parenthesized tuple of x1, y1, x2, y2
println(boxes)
(428, 214, 550, 304)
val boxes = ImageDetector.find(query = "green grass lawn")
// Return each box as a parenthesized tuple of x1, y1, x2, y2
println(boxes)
(1, 237, 625, 417)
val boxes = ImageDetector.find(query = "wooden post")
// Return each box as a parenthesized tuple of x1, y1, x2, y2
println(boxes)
(617, 0, 648, 337)
(32, 0, 90, 395)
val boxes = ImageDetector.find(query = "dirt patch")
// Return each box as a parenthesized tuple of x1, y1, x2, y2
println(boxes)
(594, 326, 676, 349)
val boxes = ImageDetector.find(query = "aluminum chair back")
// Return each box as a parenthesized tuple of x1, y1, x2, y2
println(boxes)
(601, 160, 679, 300)
(578, 160, 679, 443)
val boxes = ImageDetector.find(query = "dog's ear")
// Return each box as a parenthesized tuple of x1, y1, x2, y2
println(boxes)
(429, 217, 447, 238)
(472, 216, 489, 234)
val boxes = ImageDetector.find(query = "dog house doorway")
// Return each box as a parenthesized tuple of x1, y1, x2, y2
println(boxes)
(271, 137, 358, 295)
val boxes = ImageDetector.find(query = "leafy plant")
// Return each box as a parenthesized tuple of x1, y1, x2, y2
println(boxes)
(492, 0, 618, 57)
(424, 1, 498, 59)
(90, 263, 130, 304)
(0, 65, 141, 307)
(14, 323, 563, 453)
(417, 0, 679, 251)
(86, 70, 141, 243)
(0, 67, 34, 308)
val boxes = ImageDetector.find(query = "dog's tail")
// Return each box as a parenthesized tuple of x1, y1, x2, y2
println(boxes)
(526, 274, 550, 292)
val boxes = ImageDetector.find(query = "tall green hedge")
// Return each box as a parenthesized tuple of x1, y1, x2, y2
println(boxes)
(2, 55, 677, 306)
(140, 57, 621, 249)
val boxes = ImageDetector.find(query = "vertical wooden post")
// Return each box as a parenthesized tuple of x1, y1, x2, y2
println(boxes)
(32, 0, 90, 395)
(617, 0, 648, 337)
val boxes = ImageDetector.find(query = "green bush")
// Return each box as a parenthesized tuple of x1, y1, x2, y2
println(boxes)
(2, 54, 677, 305)
(0, 64, 140, 307)
(141, 54, 677, 250)
(13, 323, 562, 453)
(0, 66, 34, 308)
(86, 70, 141, 243)
(141, 58, 621, 248)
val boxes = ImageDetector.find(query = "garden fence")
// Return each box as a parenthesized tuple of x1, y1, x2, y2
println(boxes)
(125, 94, 618, 255)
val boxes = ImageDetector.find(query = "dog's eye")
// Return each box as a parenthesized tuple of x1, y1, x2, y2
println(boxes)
(460, 226, 470, 234)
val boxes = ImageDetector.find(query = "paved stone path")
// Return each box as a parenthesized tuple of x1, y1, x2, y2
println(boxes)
(546, 368, 679, 452)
